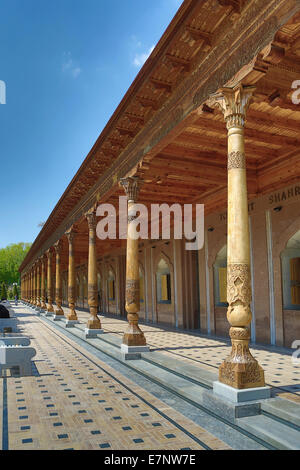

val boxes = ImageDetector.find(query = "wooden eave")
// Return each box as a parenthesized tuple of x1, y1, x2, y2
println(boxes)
(20, 0, 300, 272)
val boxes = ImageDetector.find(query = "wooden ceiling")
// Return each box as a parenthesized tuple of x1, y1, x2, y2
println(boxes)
(20, 0, 300, 272)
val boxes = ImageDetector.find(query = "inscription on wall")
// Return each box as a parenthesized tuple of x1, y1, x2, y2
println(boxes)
(219, 202, 255, 222)
(268, 185, 300, 205)
(217, 184, 300, 223)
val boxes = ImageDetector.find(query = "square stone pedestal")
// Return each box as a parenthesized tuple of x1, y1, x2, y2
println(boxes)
(53, 315, 64, 321)
(213, 381, 271, 403)
(65, 320, 80, 328)
(45, 311, 53, 317)
(200, 381, 271, 423)
(84, 328, 103, 338)
(121, 344, 150, 360)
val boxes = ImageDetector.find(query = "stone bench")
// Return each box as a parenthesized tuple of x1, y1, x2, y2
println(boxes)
(0, 345, 36, 376)
(0, 318, 18, 333)
(0, 336, 31, 347)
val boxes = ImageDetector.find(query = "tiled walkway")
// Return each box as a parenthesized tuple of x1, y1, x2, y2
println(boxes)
(2, 305, 231, 450)
(62, 306, 300, 404)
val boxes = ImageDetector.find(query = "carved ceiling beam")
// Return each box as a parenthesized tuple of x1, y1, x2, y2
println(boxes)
(102, 148, 117, 158)
(124, 112, 144, 124)
(136, 96, 159, 110)
(116, 126, 135, 137)
(185, 26, 212, 46)
(150, 78, 172, 94)
(165, 53, 190, 72)
(107, 137, 125, 148)
(217, 0, 247, 14)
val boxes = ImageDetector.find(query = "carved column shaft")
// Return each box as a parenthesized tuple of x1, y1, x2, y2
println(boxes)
(46, 250, 54, 312)
(54, 241, 64, 315)
(210, 84, 264, 389)
(29, 271, 32, 303)
(36, 262, 41, 307)
(86, 209, 101, 329)
(120, 176, 147, 347)
(40, 257, 47, 310)
(66, 229, 78, 320)
(33, 265, 37, 305)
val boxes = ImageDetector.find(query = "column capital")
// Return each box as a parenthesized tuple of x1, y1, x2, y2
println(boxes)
(119, 176, 142, 202)
(208, 83, 255, 129)
(85, 206, 97, 231)
(65, 225, 78, 244)
(54, 239, 63, 254)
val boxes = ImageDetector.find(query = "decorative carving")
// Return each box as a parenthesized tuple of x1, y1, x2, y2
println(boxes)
(68, 286, 75, 301)
(228, 151, 246, 169)
(128, 214, 138, 223)
(65, 226, 77, 244)
(54, 240, 62, 255)
(88, 283, 98, 305)
(227, 263, 252, 306)
(207, 84, 255, 129)
(219, 326, 265, 388)
(120, 176, 142, 202)
(126, 279, 140, 306)
(85, 207, 97, 231)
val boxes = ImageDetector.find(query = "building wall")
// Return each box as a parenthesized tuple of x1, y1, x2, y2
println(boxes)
(202, 182, 300, 347)
(57, 182, 300, 348)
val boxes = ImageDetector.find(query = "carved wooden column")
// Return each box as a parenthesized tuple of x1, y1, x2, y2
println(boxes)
(54, 240, 64, 318)
(65, 227, 79, 325)
(24, 274, 27, 302)
(29, 270, 33, 304)
(210, 84, 265, 391)
(85, 207, 102, 336)
(36, 261, 42, 311)
(40, 256, 47, 311)
(23, 275, 26, 301)
(32, 263, 37, 306)
(46, 249, 54, 314)
(119, 176, 149, 357)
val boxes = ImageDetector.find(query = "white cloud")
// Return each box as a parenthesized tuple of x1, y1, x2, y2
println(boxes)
(133, 45, 155, 68)
(62, 52, 81, 78)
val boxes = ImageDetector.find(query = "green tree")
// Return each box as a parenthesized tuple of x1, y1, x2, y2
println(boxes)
(13, 284, 18, 299)
(0, 242, 32, 285)
(1, 282, 7, 300)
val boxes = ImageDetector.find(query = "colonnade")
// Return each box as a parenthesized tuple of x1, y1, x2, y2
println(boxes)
(21, 83, 266, 391)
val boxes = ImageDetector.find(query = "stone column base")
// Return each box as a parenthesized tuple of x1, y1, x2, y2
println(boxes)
(219, 356, 265, 390)
(213, 381, 271, 403)
(65, 320, 80, 328)
(53, 314, 64, 321)
(84, 328, 103, 338)
(121, 343, 150, 360)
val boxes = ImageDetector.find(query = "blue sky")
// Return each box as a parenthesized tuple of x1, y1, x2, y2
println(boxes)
(0, 0, 182, 248)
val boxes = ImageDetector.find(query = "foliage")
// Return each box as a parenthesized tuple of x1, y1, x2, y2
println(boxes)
(13, 284, 18, 299)
(0, 242, 32, 285)
(1, 282, 7, 300)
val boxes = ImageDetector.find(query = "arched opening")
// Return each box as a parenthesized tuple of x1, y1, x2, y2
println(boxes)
(213, 245, 228, 338)
(156, 258, 171, 304)
(62, 276, 67, 305)
(97, 272, 102, 312)
(83, 275, 88, 308)
(139, 267, 144, 304)
(76, 275, 80, 307)
(213, 245, 228, 307)
(281, 230, 300, 310)
(107, 270, 115, 301)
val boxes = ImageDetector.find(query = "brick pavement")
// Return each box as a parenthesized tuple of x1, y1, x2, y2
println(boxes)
(1, 306, 231, 450)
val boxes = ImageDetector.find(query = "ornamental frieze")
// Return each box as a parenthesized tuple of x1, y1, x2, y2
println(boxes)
(228, 151, 246, 169)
